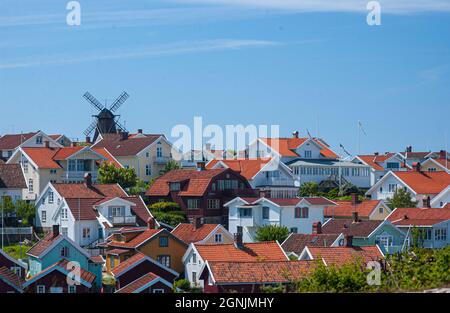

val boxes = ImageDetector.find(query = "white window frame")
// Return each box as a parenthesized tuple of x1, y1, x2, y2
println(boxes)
(37, 285, 46, 293)
(68, 285, 76, 293)
(41, 210, 47, 223)
(214, 233, 223, 243)
(153, 289, 165, 293)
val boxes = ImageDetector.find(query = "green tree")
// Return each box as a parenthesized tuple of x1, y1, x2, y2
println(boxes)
(160, 160, 180, 175)
(128, 179, 150, 195)
(387, 188, 417, 209)
(148, 201, 186, 227)
(15, 200, 35, 226)
(255, 224, 290, 243)
(298, 182, 319, 197)
(98, 162, 137, 189)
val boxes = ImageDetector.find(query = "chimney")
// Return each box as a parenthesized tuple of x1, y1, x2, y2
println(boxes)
(85, 136, 91, 144)
(196, 161, 206, 171)
(52, 225, 60, 238)
(406, 146, 413, 153)
(44, 141, 50, 148)
(352, 211, 359, 223)
(193, 217, 202, 231)
(121, 132, 129, 140)
(84, 173, 93, 188)
(312, 222, 322, 234)
(147, 217, 156, 229)
(234, 232, 244, 249)
(259, 189, 268, 198)
(413, 162, 422, 172)
(292, 131, 299, 138)
(345, 235, 353, 247)
(351, 193, 359, 206)
(71, 142, 77, 147)
(423, 196, 431, 208)
(374, 152, 379, 156)
(137, 129, 143, 134)
(440, 150, 447, 160)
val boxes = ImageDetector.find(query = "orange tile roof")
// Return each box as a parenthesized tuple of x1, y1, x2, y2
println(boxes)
(357, 155, 385, 171)
(94, 133, 163, 157)
(195, 242, 288, 262)
(324, 200, 382, 219)
(393, 171, 450, 194)
(205, 260, 316, 284)
(434, 158, 450, 170)
(107, 228, 163, 249)
(27, 233, 62, 257)
(260, 137, 338, 158)
(307, 246, 383, 267)
(30, 259, 96, 285)
(281, 233, 340, 255)
(206, 158, 272, 180)
(115, 272, 160, 293)
(387, 207, 450, 226)
(171, 224, 219, 244)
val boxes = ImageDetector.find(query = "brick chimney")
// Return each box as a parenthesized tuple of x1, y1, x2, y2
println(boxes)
(85, 136, 91, 144)
(121, 132, 129, 141)
(352, 211, 359, 223)
(292, 131, 299, 138)
(193, 217, 202, 231)
(234, 232, 244, 249)
(312, 222, 322, 234)
(52, 225, 60, 238)
(147, 217, 156, 229)
(351, 193, 359, 206)
(440, 150, 447, 160)
(423, 196, 431, 208)
(84, 173, 93, 188)
(196, 161, 206, 171)
(137, 129, 143, 134)
(259, 189, 269, 198)
(413, 162, 422, 172)
(345, 235, 353, 247)
(374, 152, 379, 156)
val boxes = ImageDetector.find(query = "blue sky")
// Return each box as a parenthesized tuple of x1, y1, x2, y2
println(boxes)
(0, 0, 449, 155)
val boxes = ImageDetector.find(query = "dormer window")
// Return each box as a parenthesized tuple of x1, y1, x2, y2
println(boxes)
(304, 150, 312, 158)
(170, 182, 180, 191)
(36, 136, 43, 144)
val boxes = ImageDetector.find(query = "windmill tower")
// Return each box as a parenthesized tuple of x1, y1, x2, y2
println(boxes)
(83, 91, 129, 142)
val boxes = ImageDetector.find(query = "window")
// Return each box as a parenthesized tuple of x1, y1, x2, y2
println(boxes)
(192, 272, 197, 284)
(157, 146, 163, 158)
(304, 150, 312, 158)
(418, 228, 432, 241)
(61, 208, 68, 220)
(262, 206, 270, 219)
(145, 164, 152, 176)
(68, 160, 76, 171)
(37, 285, 46, 293)
(7, 150, 13, 157)
(110, 207, 123, 217)
(239, 208, 252, 218)
(23, 160, 29, 173)
(386, 162, 400, 169)
(146, 152, 150, 158)
(36, 136, 43, 144)
(153, 289, 165, 293)
(207, 199, 220, 209)
(187, 199, 200, 209)
(379, 187, 383, 193)
(376, 234, 393, 247)
(388, 184, 397, 193)
(428, 168, 437, 172)
(295, 207, 309, 218)
(41, 210, 47, 223)
(68, 285, 76, 293)
(192, 253, 197, 264)
(82, 228, 91, 239)
(170, 182, 180, 191)
(435, 228, 447, 241)
(50, 169, 57, 175)
(62, 227, 68, 236)
(11, 267, 22, 277)
(379, 206, 384, 214)
(48, 191, 54, 204)
(157, 255, 171, 268)
(214, 233, 223, 243)
(290, 227, 298, 234)
(159, 236, 169, 247)
(60, 246, 69, 257)
(28, 179, 34, 192)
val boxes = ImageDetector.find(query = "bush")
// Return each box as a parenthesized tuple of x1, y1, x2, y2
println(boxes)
(152, 211, 187, 227)
(255, 225, 290, 243)
(149, 202, 181, 212)
(174, 279, 191, 292)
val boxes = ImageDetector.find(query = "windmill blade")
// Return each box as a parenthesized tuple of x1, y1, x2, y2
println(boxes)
(83, 92, 104, 111)
(110, 91, 129, 112)
(116, 119, 128, 132)
(83, 121, 97, 137)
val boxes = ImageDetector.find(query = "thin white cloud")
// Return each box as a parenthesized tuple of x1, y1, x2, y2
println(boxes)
(173, 0, 450, 14)
(0, 39, 279, 70)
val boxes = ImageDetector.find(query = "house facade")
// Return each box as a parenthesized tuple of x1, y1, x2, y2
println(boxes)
(207, 157, 299, 198)
(0, 164, 27, 203)
(225, 196, 336, 243)
(353, 153, 408, 186)
(146, 166, 256, 225)
(324, 196, 392, 220)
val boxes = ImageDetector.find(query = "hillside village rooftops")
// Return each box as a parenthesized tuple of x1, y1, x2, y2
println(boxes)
(193, 241, 288, 262)
(171, 223, 220, 244)
(206, 158, 272, 180)
(387, 207, 450, 227)
(390, 171, 450, 195)
(0, 132, 38, 149)
(324, 200, 384, 219)
(259, 137, 338, 158)
(52, 183, 126, 199)
(0, 164, 27, 189)
(202, 260, 316, 284)
(357, 153, 403, 171)
(303, 246, 384, 267)
(93, 133, 164, 156)
(0, 266, 24, 292)
(321, 219, 384, 238)
(115, 272, 162, 293)
(281, 233, 341, 255)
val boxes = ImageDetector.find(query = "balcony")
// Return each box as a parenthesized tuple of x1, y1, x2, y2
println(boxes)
(258, 177, 296, 187)
(110, 215, 136, 225)
(153, 156, 171, 164)
(63, 171, 98, 181)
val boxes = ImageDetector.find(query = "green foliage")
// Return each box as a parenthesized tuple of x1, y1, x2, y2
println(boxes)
(161, 160, 181, 175)
(255, 224, 290, 243)
(387, 189, 418, 209)
(299, 182, 319, 197)
(152, 211, 187, 227)
(261, 284, 285, 293)
(0, 199, 35, 226)
(3, 243, 33, 260)
(173, 279, 191, 292)
(128, 179, 150, 195)
(98, 162, 137, 189)
(149, 202, 181, 212)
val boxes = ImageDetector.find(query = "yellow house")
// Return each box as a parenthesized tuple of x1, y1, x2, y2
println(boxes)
(105, 223, 188, 273)
(93, 131, 181, 182)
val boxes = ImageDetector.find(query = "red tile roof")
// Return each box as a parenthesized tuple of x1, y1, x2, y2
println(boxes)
(434, 158, 450, 170)
(107, 228, 164, 249)
(0, 132, 37, 150)
(393, 171, 450, 194)
(260, 137, 338, 158)
(322, 219, 383, 237)
(27, 233, 62, 257)
(107, 249, 130, 256)
(205, 260, 316, 284)
(93, 133, 163, 157)
(206, 158, 272, 180)
(111, 252, 146, 276)
(307, 246, 383, 267)
(324, 200, 383, 219)
(89, 255, 105, 264)
(146, 168, 229, 197)
(30, 259, 96, 285)
(0, 266, 23, 291)
(281, 233, 340, 255)
(53, 183, 126, 198)
(387, 207, 450, 226)
(115, 272, 161, 293)
(0, 164, 27, 189)
(171, 224, 219, 244)
(194, 242, 288, 262)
